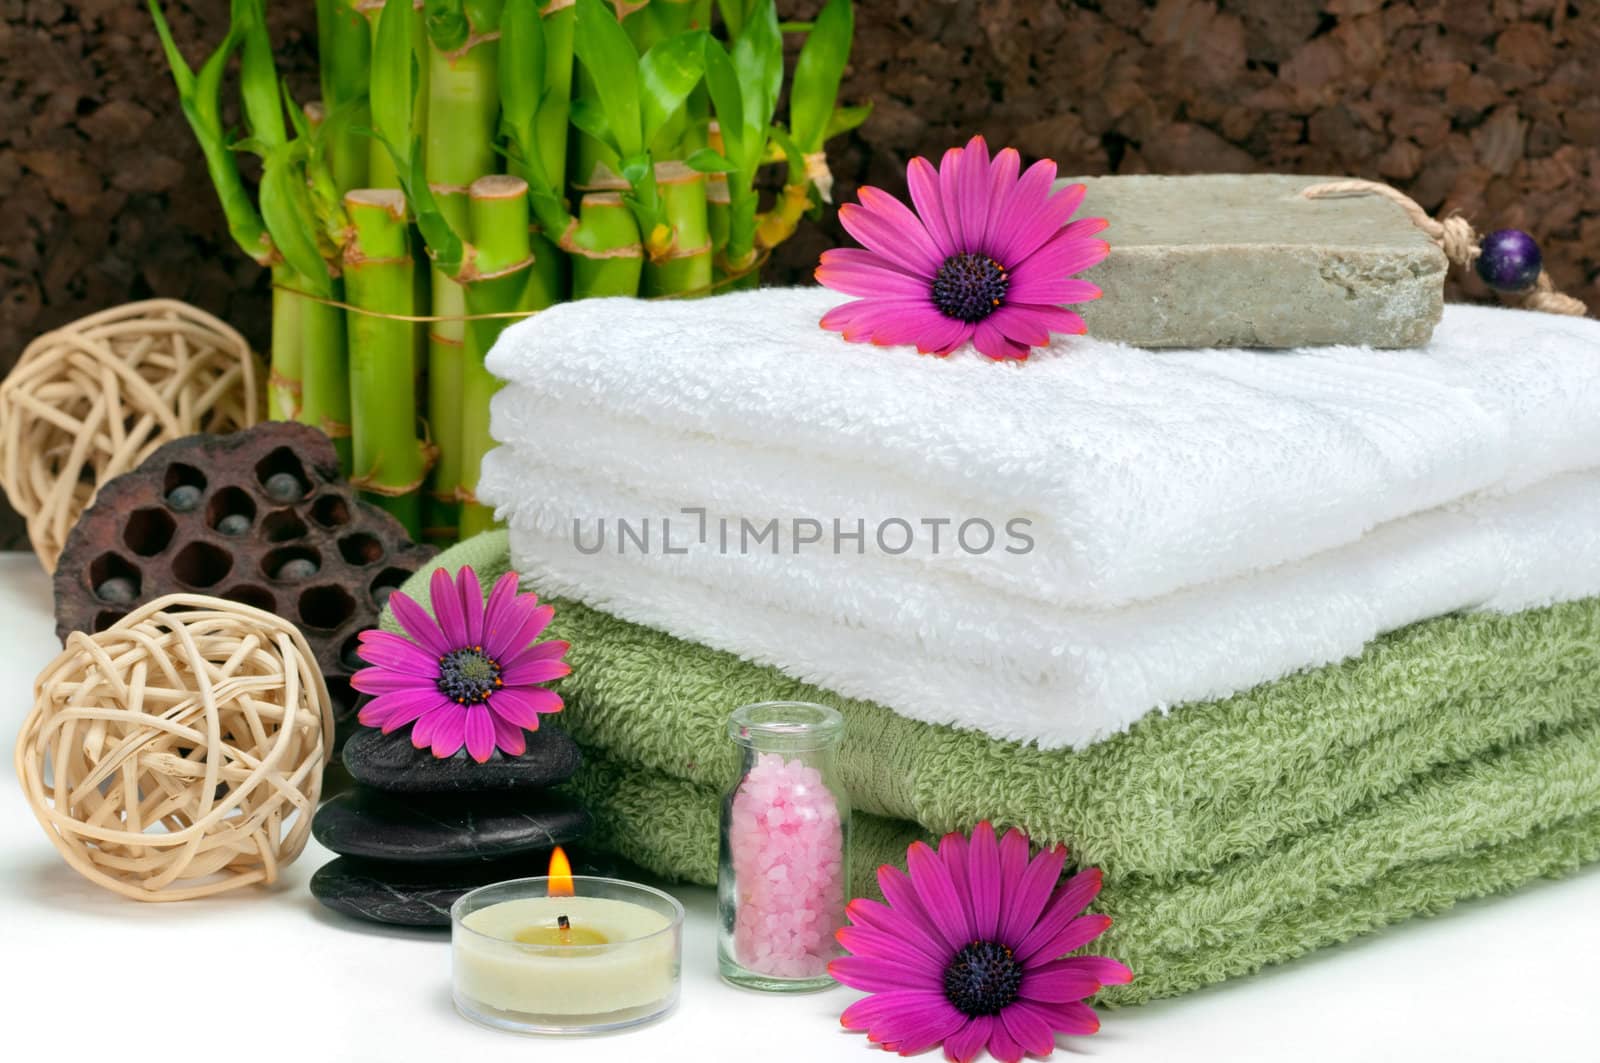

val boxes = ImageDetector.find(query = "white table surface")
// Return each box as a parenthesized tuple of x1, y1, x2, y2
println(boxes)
(2, 552, 1597, 1062)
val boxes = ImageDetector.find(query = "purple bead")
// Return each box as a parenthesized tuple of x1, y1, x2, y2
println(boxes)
(1475, 229, 1542, 292)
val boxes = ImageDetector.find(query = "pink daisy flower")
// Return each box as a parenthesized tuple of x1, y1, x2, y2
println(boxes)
(815, 135, 1109, 361)
(830, 822, 1130, 1062)
(350, 566, 570, 763)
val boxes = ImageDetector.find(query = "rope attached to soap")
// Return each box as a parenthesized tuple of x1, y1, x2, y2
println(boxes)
(1300, 179, 1588, 318)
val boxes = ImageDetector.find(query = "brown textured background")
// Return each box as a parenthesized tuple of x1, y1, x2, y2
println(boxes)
(3, 0, 1598, 548)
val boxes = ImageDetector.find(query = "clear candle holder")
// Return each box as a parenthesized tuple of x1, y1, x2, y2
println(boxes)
(718, 701, 851, 992)
(451, 876, 684, 1034)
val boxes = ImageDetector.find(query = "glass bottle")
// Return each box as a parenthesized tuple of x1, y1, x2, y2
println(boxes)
(717, 701, 851, 992)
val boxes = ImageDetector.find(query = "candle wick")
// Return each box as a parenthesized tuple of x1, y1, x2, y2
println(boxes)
(558, 914, 571, 944)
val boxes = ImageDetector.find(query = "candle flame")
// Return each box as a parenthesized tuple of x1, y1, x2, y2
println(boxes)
(547, 846, 575, 897)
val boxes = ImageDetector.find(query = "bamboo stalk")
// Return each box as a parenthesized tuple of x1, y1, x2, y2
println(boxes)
(292, 280, 353, 469)
(458, 175, 537, 537)
(343, 189, 424, 535)
(644, 161, 711, 296)
(316, 0, 371, 192)
(567, 191, 644, 298)
(268, 265, 304, 420)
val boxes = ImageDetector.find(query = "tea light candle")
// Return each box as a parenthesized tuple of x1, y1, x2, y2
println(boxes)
(451, 852, 684, 1035)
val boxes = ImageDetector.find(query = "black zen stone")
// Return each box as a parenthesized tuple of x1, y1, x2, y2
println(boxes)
(311, 787, 590, 863)
(310, 850, 631, 928)
(342, 724, 582, 794)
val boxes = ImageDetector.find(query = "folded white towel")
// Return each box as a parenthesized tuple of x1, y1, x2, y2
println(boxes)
(485, 288, 1600, 610)
(482, 447, 1600, 748)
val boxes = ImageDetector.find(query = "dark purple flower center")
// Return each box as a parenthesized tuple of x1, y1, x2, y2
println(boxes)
(932, 252, 1008, 323)
(436, 646, 503, 705)
(943, 940, 1023, 1017)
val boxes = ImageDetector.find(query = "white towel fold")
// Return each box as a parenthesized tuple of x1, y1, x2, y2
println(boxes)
(478, 288, 1600, 747)
(482, 448, 1600, 748)
(485, 288, 1600, 610)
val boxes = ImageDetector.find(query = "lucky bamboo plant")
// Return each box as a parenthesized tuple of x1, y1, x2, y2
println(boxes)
(153, 0, 864, 544)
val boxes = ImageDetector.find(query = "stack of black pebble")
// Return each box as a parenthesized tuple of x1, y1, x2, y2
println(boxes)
(310, 724, 593, 926)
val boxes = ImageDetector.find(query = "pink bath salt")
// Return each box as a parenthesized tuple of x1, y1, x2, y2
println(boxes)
(730, 752, 846, 978)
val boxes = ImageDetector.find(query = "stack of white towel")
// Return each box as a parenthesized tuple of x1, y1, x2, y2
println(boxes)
(479, 286, 1600, 748)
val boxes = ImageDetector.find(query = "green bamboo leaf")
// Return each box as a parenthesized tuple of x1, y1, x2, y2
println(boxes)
(568, 95, 617, 156)
(316, 0, 371, 111)
(464, 0, 506, 35)
(574, 0, 643, 158)
(259, 148, 333, 297)
(731, 0, 782, 148)
(701, 36, 747, 167)
(499, 0, 547, 177)
(148, 0, 271, 262)
(370, 0, 417, 174)
(824, 101, 872, 139)
(789, 0, 851, 153)
(395, 139, 465, 275)
(716, 0, 750, 38)
(639, 30, 706, 146)
(232, 0, 289, 148)
(684, 147, 734, 173)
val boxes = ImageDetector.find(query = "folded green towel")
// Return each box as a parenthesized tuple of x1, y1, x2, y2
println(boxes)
(388, 532, 1600, 882)
(383, 534, 1600, 1002)
(566, 730, 1600, 1005)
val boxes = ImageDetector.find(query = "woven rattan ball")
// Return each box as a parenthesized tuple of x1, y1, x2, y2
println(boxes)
(16, 594, 333, 901)
(0, 299, 262, 572)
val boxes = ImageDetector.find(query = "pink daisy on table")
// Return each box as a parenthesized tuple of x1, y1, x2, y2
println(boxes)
(350, 566, 570, 763)
(830, 822, 1130, 1063)
(815, 135, 1109, 361)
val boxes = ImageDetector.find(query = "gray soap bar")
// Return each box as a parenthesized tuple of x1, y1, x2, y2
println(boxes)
(1064, 174, 1447, 348)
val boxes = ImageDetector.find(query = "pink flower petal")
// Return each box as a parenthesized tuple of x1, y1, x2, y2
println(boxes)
(1001, 1001, 1060, 1056)
(501, 657, 571, 686)
(816, 250, 935, 299)
(973, 319, 1033, 360)
(840, 989, 961, 1040)
(982, 147, 1023, 251)
(966, 822, 1002, 940)
(953, 135, 994, 253)
(1019, 957, 1104, 1003)
(1000, 844, 1068, 947)
(916, 315, 975, 356)
(354, 630, 440, 677)
(492, 713, 527, 757)
(1015, 867, 1105, 962)
(877, 866, 959, 961)
(985, 1017, 1025, 1063)
(990, 304, 1088, 348)
(389, 590, 450, 657)
(846, 896, 951, 966)
(907, 155, 959, 256)
(492, 602, 555, 660)
(1014, 231, 1110, 282)
(410, 703, 458, 751)
(1020, 914, 1115, 967)
(942, 1016, 993, 1063)
(987, 158, 1060, 266)
(1030, 999, 1100, 1036)
(837, 925, 937, 968)
(992, 178, 1089, 268)
(906, 840, 974, 951)
(357, 688, 450, 732)
(426, 704, 468, 758)
(430, 568, 471, 647)
(488, 685, 562, 728)
(1004, 273, 1103, 306)
(464, 704, 495, 763)
(457, 566, 485, 646)
(479, 572, 525, 659)
(1036, 955, 1133, 987)
(841, 187, 945, 275)
(821, 297, 956, 348)
(830, 954, 941, 993)
(1059, 216, 1109, 240)
(350, 667, 440, 695)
